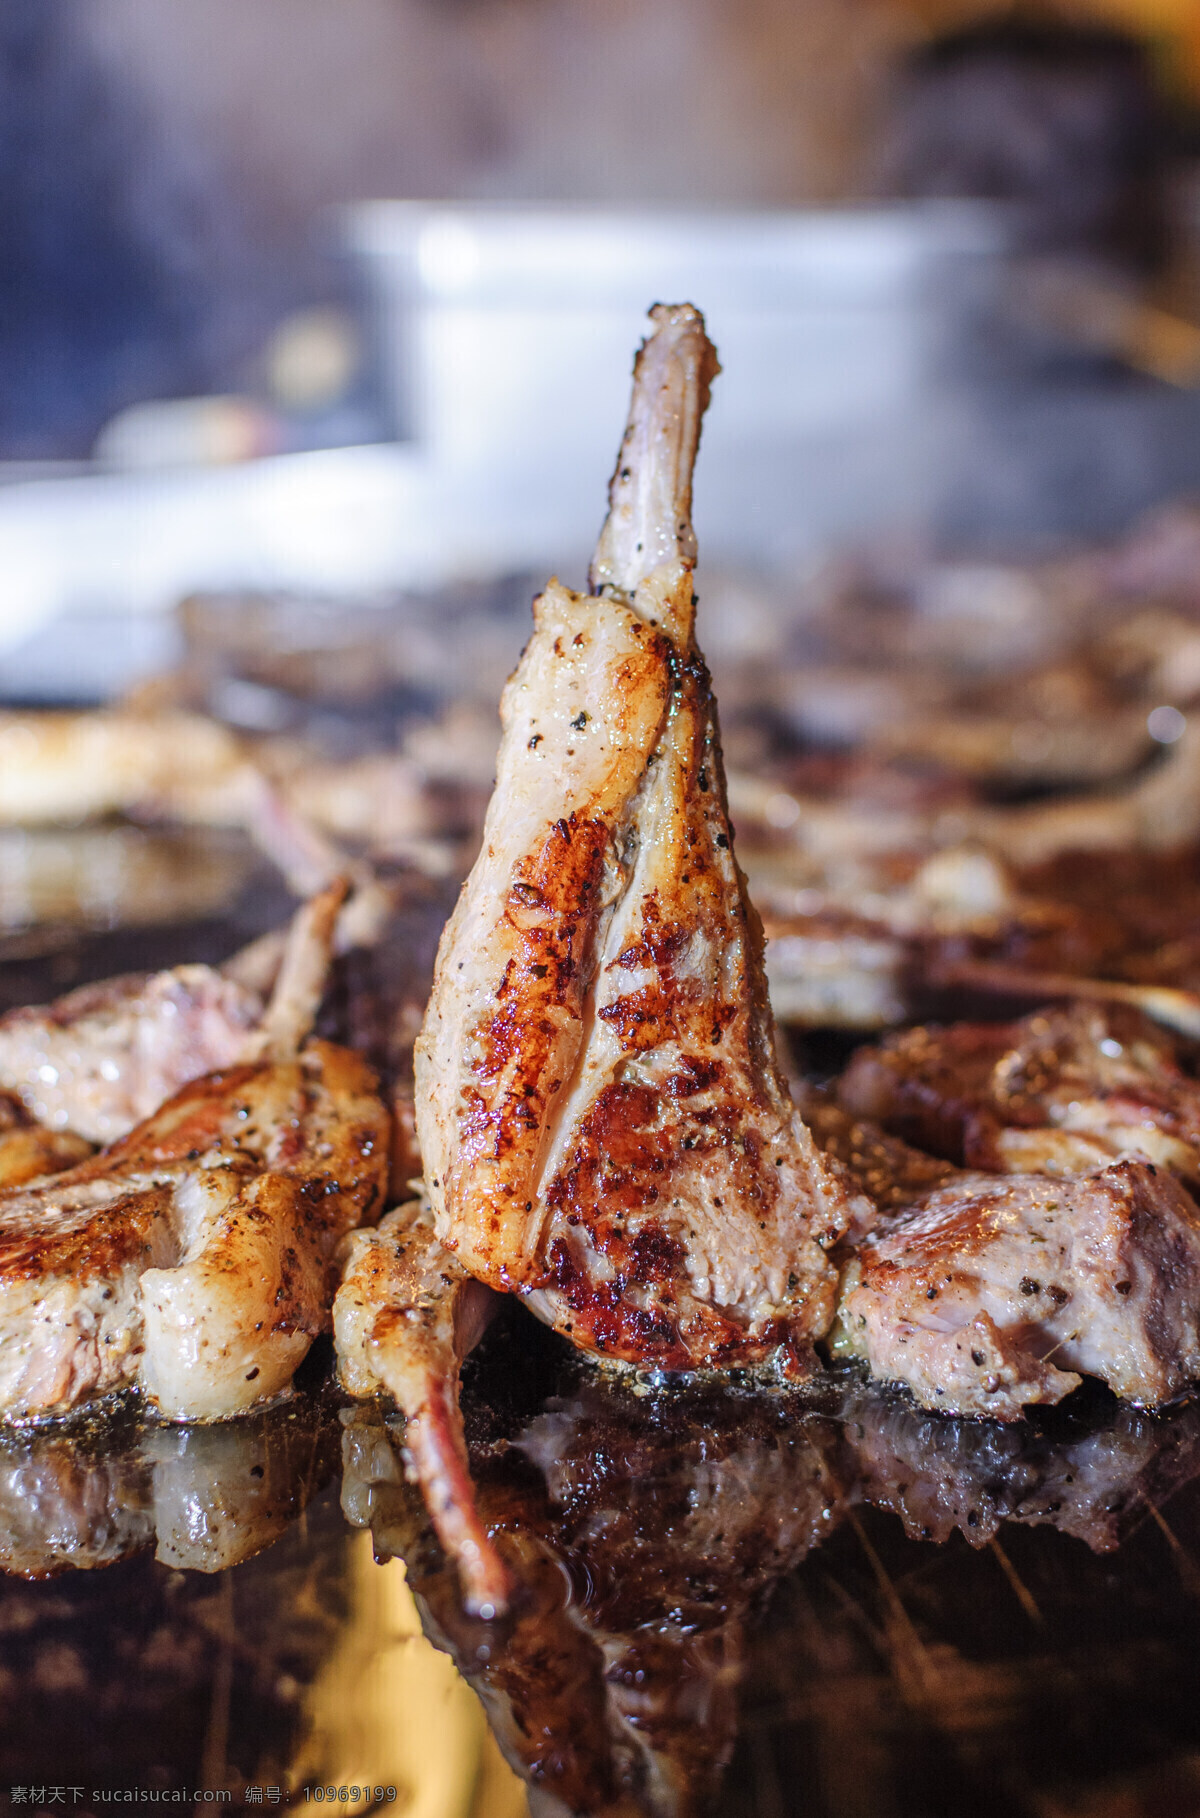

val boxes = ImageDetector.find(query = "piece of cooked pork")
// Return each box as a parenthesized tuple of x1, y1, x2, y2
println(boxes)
(0, 1035, 388, 1423)
(838, 1002, 1200, 1182)
(416, 303, 853, 1375)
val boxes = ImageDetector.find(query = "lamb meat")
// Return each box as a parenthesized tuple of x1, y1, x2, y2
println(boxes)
(416, 304, 852, 1375)
(0, 1091, 91, 1187)
(832, 1158, 1200, 1417)
(839, 1002, 1200, 1182)
(0, 880, 346, 1145)
(0, 1035, 388, 1423)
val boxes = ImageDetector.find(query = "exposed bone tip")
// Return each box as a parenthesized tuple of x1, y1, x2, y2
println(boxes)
(589, 300, 721, 601)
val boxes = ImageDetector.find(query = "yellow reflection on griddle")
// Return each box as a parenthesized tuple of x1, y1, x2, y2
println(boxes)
(293, 1531, 529, 1817)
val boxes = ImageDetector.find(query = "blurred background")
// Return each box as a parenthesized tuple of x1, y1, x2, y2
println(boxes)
(6, 0, 1200, 692)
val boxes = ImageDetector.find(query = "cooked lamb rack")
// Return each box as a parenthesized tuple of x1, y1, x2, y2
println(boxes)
(0, 708, 443, 900)
(416, 303, 852, 1372)
(0, 1091, 91, 1188)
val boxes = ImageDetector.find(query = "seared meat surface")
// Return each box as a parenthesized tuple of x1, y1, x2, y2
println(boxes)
(0, 1090, 91, 1187)
(416, 304, 852, 1374)
(833, 1158, 1200, 1417)
(795, 1085, 953, 1234)
(0, 1037, 388, 1422)
(839, 1002, 1200, 1181)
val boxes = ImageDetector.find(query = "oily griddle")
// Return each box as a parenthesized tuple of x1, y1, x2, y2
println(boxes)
(3, 847, 1200, 1815)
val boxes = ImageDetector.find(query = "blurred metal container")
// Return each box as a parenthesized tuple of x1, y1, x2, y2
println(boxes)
(342, 201, 1006, 569)
(0, 202, 1008, 691)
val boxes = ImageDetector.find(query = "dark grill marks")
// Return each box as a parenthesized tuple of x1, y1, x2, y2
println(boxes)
(544, 1233, 750, 1370)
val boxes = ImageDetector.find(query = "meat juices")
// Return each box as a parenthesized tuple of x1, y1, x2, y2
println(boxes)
(416, 304, 853, 1374)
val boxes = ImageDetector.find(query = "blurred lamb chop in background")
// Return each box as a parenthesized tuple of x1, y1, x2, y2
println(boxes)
(0, 880, 346, 1145)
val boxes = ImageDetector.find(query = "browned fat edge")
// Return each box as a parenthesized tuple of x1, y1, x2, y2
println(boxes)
(0, 1185, 172, 1280)
(453, 813, 612, 1257)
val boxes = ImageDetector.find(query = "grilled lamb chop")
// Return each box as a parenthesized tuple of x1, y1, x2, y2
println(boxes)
(0, 1035, 388, 1423)
(832, 1158, 1200, 1417)
(839, 1002, 1200, 1183)
(416, 303, 852, 1374)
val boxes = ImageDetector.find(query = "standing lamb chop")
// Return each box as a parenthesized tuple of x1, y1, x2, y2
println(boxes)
(416, 303, 852, 1371)
(342, 305, 856, 1612)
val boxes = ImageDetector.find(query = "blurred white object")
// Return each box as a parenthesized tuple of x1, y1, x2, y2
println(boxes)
(0, 204, 1005, 684)
(346, 201, 1003, 569)
(95, 396, 280, 470)
(264, 307, 361, 412)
